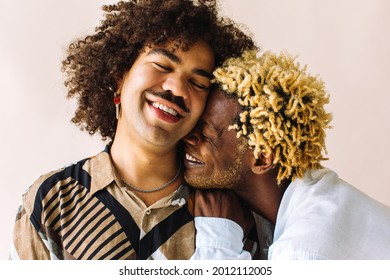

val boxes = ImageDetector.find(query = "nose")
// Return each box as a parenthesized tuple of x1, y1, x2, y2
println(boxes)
(183, 127, 200, 146)
(162, 76, 188, 99)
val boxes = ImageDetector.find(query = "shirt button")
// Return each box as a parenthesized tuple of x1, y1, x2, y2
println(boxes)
(145, 209, 151, 215)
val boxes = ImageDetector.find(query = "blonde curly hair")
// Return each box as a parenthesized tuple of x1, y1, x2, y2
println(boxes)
(213, 50, 332, 184)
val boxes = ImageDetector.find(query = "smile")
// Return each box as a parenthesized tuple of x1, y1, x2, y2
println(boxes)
(185, 153, 204, 164)
(152, 102, 179, 117)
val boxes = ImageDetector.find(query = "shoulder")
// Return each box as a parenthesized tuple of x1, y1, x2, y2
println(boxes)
(280, 168, 357, 210)
(21, 155, 95, 215)
(273, 168, 390, 259)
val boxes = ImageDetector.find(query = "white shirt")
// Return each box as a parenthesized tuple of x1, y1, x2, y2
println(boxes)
(269, 168, 390, 259)
(191, 217, 251, 259)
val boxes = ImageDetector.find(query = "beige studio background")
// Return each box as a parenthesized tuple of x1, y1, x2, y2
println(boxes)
(0, 0, 389, 260)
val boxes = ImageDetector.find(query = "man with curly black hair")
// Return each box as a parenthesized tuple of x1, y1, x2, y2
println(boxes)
(184, 50, 390, 259)
(11, 0, 259, 260)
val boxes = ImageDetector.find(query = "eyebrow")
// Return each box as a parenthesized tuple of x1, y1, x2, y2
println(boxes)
(147, 48, 181, 64)
(147, 48, 213, 80)
(193, 68, 214, 80)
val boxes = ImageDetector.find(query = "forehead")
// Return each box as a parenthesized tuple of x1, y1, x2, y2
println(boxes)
(141, 41, 215, 68)
(202, 89, 240, 130)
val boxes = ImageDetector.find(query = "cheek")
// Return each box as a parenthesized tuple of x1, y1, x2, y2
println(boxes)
(216, 155, 235, 171)
(122, 67, 159, 94)
(213, 142, 241, 170)
(190, 94, 208, 119)
(182, 95, 208, 134)
(202, 148, 221, 170)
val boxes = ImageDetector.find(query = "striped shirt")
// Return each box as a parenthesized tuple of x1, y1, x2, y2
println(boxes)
(11, 146, 265, 260)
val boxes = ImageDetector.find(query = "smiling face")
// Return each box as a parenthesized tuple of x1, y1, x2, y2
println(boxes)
(117, 40, 215, 150)
(183, 89, 250, 189)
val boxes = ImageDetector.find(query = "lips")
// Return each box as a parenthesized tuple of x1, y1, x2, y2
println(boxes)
(151, 101, 179, 117)
(185, 152, 204, 166)
(145, 91, 189, 118)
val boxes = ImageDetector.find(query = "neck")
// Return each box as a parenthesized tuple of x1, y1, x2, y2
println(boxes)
(110, 134, 182, 206)
(235, 172, 289, 225)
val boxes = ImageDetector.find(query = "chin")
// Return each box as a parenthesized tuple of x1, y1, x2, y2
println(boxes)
(184, 174, 209, 188)
(184, 174, 235, 190)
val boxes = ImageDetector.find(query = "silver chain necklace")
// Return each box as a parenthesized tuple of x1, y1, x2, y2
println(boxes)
(121, 162, 182, 193)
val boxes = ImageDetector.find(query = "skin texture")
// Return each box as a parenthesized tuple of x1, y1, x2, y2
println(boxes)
(184, 89, 287, 223)
(116, 41, 214, 150)
(111, 41, 215, 206)
(184, 90, 248, 189)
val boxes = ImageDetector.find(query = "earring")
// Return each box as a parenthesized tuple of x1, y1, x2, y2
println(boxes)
(114, 92, 121, 119)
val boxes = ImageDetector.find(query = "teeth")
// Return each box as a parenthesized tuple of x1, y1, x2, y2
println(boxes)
(185, 153, 202, 163)
(152, 102, 178, 116)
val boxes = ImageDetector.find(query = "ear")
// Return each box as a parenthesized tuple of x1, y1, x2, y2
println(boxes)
(251, 152, 274, 175)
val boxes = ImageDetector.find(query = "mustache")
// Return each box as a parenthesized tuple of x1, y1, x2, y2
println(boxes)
(146, 90, 189, 113)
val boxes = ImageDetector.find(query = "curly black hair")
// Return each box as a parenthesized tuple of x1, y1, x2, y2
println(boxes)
(62, 0, 257, 140)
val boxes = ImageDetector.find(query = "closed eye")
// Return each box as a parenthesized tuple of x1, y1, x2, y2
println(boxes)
(154, 63, 171, 72)
(190, 80, 209, 91)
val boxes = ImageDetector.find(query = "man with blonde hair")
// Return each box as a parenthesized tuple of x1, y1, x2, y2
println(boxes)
(184, 50, 390, 259)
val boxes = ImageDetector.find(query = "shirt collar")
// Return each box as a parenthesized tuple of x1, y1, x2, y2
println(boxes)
(87, 145, 193, 201)
(88, 145, 119, 195)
